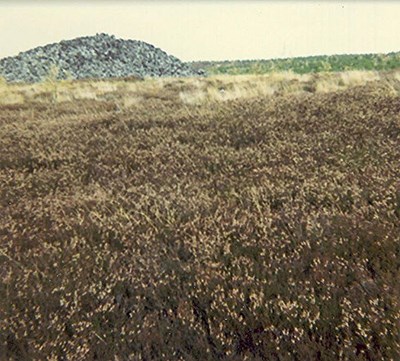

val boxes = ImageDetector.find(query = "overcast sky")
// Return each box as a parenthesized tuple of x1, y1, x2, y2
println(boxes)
(1, 1, 400, 61)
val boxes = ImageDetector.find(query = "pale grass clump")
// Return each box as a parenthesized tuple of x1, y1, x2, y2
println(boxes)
(0, 79, 27, 105)
(179, 87, 207, 104)
(179, 73, 308, 104)
(340, 70, 380, 86)
(68, 85, 99, 100)
(120, 96, 142, 108)
(91, 81, 119, 94)
(0, 76, 7, 87)
(0, 91, 25, 105)
(315, 70, 381, 93)
(394, 71, 400, 82)
(200, 80, 275, 103)
(315, 73, 342, 93)
(264, 70, 312, 83)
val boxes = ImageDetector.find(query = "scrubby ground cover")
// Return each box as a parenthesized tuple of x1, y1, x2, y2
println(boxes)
(0, 74, 399, 360)
(190, 52, 400, 75)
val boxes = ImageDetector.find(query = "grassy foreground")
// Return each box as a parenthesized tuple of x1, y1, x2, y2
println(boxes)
(0, 73, 400, 360)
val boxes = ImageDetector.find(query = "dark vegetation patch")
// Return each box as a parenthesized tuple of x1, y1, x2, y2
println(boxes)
(0, 84, 399, 360)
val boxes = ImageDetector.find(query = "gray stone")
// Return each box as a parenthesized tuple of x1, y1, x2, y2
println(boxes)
(0, 33, 205, 83)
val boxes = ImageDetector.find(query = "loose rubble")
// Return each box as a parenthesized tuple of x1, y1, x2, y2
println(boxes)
(0, 33, 204, 83)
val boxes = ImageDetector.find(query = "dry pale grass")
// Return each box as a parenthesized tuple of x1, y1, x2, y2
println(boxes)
(1, 70, 398, 108)
(315, 71, 381, 94)
(0, 72, 399, 360)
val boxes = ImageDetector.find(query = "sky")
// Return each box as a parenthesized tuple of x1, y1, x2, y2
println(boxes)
(1, 1, 400, 62)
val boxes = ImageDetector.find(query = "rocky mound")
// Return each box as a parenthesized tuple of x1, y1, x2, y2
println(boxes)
(0, 33, 204, 83)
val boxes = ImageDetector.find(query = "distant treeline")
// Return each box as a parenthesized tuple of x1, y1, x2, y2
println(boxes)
(189, 52, 400, 75)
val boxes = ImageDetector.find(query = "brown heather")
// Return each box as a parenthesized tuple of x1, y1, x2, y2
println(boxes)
(0, 73, 399, 360)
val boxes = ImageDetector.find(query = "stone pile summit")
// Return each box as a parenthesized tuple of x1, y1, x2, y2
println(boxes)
(0, 33, 204, 83)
